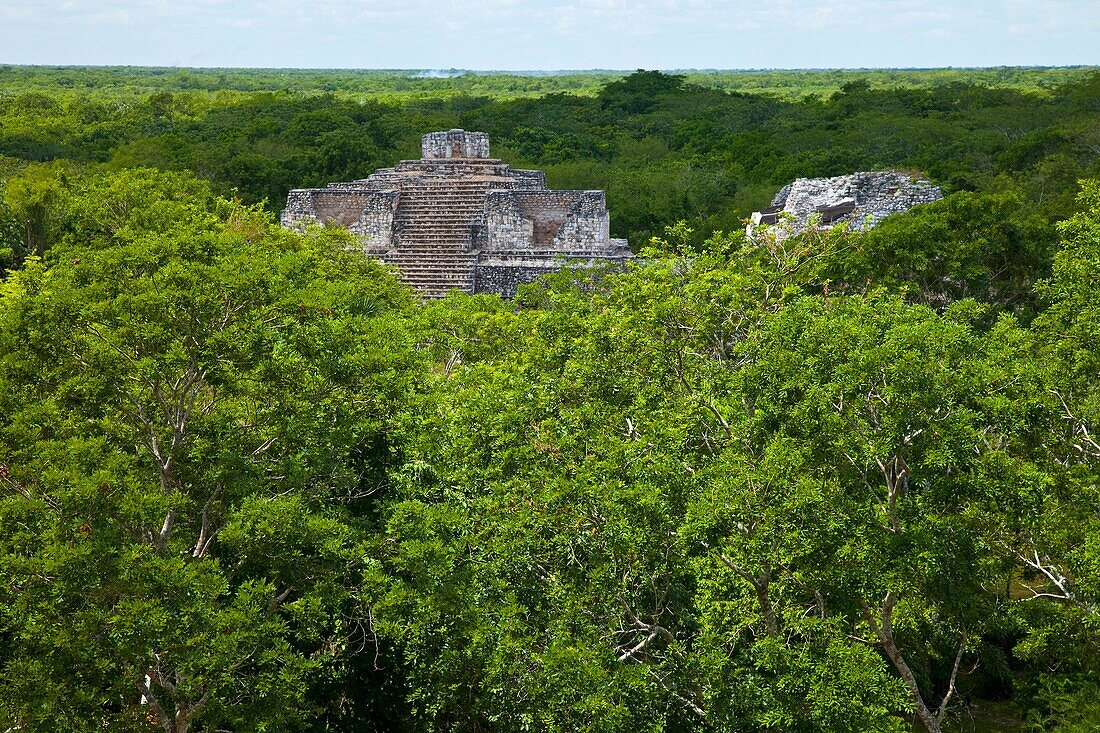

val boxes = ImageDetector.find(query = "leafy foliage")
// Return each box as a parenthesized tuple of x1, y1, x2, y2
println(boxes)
(0, 70, 1099, 733)
(0, 169, 417, 732)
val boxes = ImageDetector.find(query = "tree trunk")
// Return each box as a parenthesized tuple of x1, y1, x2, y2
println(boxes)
(754, 569, 779, 637)
(861, 594, 943, 733)
(26, 217, 45, 258)
(878, 622, 942, 733)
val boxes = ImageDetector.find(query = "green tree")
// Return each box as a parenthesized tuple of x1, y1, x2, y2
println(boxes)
(0, 169, 418, 732)
(825, 189, 1055, 314)
(2, 161, 70, 259)
(1014, 180, 1100, 725)
(0, 184, 23, 273)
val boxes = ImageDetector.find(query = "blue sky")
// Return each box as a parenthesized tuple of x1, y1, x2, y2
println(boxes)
(0, 0, 1097, 70)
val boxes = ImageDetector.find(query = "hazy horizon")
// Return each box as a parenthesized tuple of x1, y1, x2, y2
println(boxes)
(4, 64, 1097, 73)
(1, 1, 1097, 70)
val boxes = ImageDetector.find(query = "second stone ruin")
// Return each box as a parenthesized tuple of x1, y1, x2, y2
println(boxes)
(747, 171, 943, 240)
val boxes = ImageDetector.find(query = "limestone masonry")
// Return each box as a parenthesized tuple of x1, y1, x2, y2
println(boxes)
(281, 129, 631, 298)
(747, 171, 943, 239)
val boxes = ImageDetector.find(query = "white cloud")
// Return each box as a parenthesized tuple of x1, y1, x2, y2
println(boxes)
(0, 5, 40, 22)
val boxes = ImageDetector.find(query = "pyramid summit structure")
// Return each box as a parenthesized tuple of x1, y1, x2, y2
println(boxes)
(281, 129, 631, 298)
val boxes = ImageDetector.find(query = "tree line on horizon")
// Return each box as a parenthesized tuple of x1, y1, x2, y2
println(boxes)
(1, 67, 1098, 257)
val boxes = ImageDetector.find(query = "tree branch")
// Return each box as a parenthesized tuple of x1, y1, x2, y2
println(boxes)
(192, 485, 224, 559)
(936, 633, 967, 724)
(136, 674, 173, 733)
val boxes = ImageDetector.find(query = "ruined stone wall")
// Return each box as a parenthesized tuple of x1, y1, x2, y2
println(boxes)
(349, 190, 400, 250)
(514, 192, 585, 248)
(474, 260, 563, 298)
(422, 129, 491, 159)
(549, 192, 614, 252)
(281, 189, 319, 227)
(508, 169, 549, 190)
(749, 171, 943, 239)
(485, 192, 535, 250)
(775, 172, 942, 232)
(280, 189, 398, 251)
(476, 188, 630, 296)
(484, 191, 623, 253)
(474, 254, 631, 298)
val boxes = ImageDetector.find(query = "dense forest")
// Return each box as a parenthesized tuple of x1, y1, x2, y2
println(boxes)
(1, 67, 1100, 732)
(2, 65, 1099, 252)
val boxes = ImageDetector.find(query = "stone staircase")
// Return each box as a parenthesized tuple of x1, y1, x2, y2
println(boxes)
(386, 177, 490, 298)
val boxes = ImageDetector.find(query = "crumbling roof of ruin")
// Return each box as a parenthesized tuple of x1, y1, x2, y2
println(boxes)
(748, 171, 943, 239)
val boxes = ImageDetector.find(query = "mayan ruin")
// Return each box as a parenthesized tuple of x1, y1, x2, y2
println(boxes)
(281, 129, 632, 298)
(747, 171, 944, 239)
